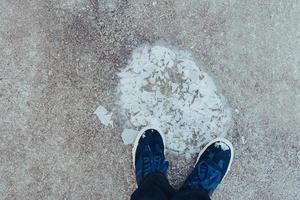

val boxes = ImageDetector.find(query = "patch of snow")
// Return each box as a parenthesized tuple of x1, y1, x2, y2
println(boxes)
(94, 105, 113, 127)
(122, 129, 139, 144)
(115, 45, 232, 157)
(214, 141, 230, 151)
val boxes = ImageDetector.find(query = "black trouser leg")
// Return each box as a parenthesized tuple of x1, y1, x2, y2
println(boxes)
(172, 189, 211, 200)
(131, 173, 175, 200)
(131, 173, 211, 200)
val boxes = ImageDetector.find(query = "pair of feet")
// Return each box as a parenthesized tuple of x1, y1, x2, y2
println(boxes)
(132, 127, 234, 197)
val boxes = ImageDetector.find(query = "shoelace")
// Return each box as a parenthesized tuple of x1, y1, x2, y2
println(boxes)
(188, 160, 222, 195)
(143, 155, 168, 177)
(136, 144, 169, 181)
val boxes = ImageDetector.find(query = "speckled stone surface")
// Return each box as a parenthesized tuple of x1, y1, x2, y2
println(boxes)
(0, 0, 299, 199)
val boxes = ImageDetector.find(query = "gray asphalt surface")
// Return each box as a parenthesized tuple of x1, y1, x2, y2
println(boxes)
(1, 0, 299, 199)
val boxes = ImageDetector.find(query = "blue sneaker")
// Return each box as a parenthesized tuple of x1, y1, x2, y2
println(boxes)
(181, 138, 234, 196)
(132, 127, 169, 186)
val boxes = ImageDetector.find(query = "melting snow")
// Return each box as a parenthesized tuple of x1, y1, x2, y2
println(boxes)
(121, 129, 139, 144)
(94, 105, 113, 127)
(214, 141, 230, 151)
(116, 45, 232, 157)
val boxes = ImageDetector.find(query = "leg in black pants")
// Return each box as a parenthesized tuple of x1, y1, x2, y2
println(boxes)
(131, 127, 234, 200)
(131, 173, 210, 200)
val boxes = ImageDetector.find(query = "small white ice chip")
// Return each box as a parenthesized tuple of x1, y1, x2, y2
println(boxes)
(94, 105, 113, 127)
(214, 142, 230, 151)
(121, 129, 139, 144)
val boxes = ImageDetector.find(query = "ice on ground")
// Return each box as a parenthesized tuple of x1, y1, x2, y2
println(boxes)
(94, 105, 113, 127)
(122, 129, 139, 144)
(116, 45, 232, 158)
(214, 141, 230, 151)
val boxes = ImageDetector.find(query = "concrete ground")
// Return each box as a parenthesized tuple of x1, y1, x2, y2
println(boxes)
(1, 0, 299, 199)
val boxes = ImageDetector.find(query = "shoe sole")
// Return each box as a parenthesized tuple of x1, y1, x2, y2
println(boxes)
(132, 126, 166, 171)
(194, 137, 234, 183)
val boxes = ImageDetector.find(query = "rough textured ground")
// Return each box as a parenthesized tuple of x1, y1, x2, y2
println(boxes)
(0, 0, 299, 199)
